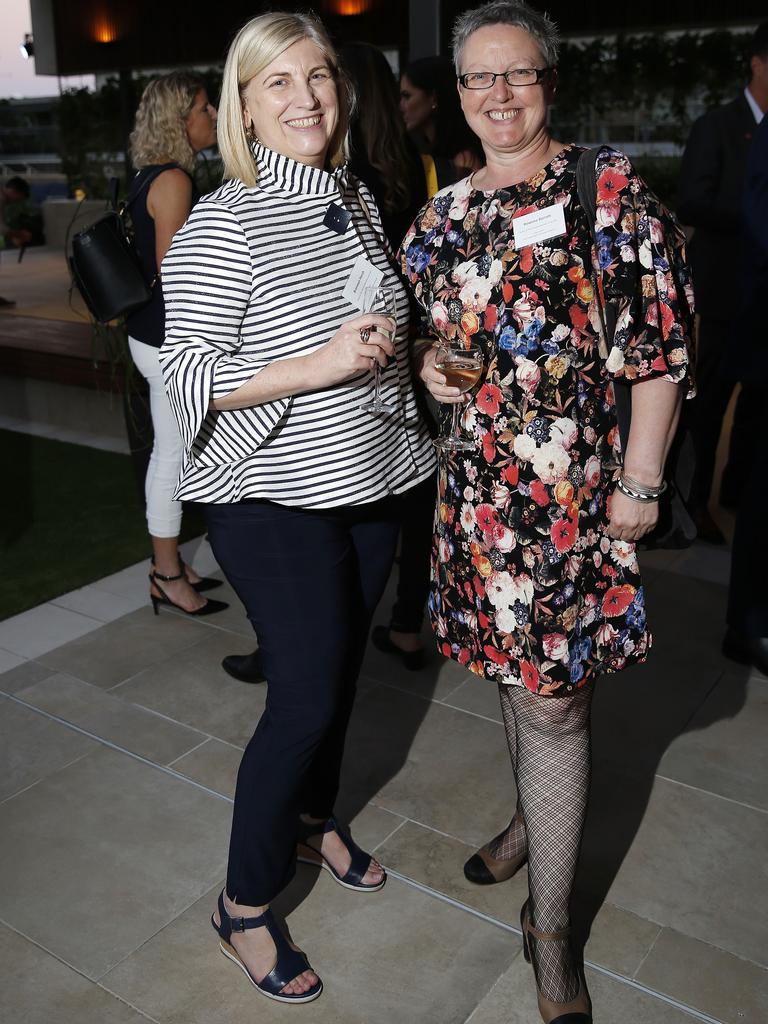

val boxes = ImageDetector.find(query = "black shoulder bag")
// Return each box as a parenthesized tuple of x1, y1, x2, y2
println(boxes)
(576, 147, 697, 550)
(69, 166, 172, 324)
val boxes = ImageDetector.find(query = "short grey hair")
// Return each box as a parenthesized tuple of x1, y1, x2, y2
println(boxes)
(452, 1, 560, 74)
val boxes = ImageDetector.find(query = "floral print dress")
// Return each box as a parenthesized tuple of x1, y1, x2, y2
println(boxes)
(400, 145, 693, 696)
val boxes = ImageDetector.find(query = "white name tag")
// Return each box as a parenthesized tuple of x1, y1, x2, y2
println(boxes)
(512, 202, 567, 249)
(342, 255, 385, 312)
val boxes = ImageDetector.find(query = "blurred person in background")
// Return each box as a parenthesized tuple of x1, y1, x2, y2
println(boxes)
(340, 40, 436, 669)
(400, 55, 483, 185)
(126, 71, 227, 618)
(1, 176, 44, 249)
(677, 22, 768, 543)
(401, 2, 694, 1021)
(723, 113, 768, 671)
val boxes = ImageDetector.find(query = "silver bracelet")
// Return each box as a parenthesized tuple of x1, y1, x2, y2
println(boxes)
(621, 473, 667, 498)
(616, 477, 663, 503)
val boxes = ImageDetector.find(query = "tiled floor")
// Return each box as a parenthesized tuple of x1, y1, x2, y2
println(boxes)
(1, 537, 766, 1023)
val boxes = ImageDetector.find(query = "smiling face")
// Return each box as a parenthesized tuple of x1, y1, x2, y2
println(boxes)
(240, 37, 339, 169)
(185, 89, 218, 153)
(458, 24, 554, 160)
(399, 74, 435, 133)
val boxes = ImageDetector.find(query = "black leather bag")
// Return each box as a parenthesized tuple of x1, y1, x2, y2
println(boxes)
(69, 168, 168, 324)
(576, 147, 697, 550)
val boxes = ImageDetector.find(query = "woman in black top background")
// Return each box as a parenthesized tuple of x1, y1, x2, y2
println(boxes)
(126, 71, 226, 618)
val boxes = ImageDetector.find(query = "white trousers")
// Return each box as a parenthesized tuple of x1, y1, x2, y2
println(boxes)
(128, 336, 184, 538)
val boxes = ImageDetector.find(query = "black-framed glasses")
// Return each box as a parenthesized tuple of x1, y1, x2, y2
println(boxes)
(458, 68, 553, 89)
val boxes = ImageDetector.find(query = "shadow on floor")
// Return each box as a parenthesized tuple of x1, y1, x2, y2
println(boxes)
(573, 566, 749, 951)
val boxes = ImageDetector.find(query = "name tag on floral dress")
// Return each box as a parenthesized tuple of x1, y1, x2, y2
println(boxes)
(512, 203, 567, 249)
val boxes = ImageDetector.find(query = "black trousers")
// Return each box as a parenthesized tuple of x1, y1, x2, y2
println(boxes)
(727, 410, 768, 638)
(389, 474, 436, 633)
(205, 497, 400, 906)
(690, 316, 759, 508)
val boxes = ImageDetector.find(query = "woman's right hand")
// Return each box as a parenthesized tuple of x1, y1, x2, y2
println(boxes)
(311, 314, 395, 388)
(416, 343, 464, 404)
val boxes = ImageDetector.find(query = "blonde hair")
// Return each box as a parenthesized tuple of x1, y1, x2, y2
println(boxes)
(129, 71, 204, 173)
(218, 11, 352, 187)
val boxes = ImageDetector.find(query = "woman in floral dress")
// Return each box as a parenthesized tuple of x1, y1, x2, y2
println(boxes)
(399, 3, 693, 1023)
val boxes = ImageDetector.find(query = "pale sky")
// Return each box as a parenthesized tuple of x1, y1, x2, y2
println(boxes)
(0, 0, 94, 99)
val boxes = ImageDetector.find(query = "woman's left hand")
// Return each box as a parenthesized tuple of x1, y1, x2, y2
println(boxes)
(606, 488, 659, 543)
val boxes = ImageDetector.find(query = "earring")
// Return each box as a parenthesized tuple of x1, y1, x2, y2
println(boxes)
(246, 123, 258, 143)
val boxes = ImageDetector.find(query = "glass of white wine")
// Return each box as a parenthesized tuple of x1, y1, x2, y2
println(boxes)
(433, 342, 483, 451)
(360, 285, 398, 415)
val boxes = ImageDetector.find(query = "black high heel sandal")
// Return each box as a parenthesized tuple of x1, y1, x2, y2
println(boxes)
(149, 569, 228, 617)
(211, 890, 322, 1004)
(150, 555, 223, 593)
(297, 815, 386, 892)
(520, 898, 592, 1024)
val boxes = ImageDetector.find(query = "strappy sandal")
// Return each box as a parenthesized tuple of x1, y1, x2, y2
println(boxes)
(210, 890, 322, 1004)
(149, 568, 228, 617)
(520, 898, 592, 1023)
(297, 815, 386, 892)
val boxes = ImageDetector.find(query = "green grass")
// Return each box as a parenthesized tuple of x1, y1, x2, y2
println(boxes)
(0, 429, 204, 621)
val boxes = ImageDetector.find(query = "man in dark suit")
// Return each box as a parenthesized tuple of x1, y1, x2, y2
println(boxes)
(677, 22, 768, 544)
(722, 111, 768, 671)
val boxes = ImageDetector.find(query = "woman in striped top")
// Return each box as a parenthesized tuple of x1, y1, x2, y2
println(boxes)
(159, 11, 434, 1005)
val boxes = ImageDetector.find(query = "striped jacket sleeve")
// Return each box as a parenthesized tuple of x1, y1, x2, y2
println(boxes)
(159, 201, 289, 463)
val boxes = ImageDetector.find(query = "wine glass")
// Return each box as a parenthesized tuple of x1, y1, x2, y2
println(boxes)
(433, 342, 483, 451)
(360, 285, 398, 415)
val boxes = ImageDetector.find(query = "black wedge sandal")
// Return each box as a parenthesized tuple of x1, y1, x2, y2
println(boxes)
(211, 890, 323, 1004)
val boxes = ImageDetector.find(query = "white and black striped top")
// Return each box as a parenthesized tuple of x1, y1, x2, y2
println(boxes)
(159, 143, 435, 508)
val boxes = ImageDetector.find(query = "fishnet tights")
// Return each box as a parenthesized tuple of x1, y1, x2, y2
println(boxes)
(498, 682, 593, 1005)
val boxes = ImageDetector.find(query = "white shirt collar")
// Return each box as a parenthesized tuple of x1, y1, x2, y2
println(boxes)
(744, 86, 764, 124)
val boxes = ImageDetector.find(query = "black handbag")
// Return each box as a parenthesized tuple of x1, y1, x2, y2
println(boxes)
(69, 166, 171, 324)
(576, 147, 697, 549)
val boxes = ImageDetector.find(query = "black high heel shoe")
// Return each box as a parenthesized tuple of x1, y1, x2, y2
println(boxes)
(211, 890, 322, 1004)
(520, 899, 592, 1024)
(151, 555, 223, 593)
(371, 625, 426, 671)
(149, 569, 228, 617)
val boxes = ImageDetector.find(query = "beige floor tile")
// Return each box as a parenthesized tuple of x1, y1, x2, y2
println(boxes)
(51, 585, 146, 623)
(636, 927, 768, 1024)
(376, 821, 662, 981)
(348, 803, 407, 853)
(114, 631, 265, 746)
(658, 674, 768, 810)
(0, 658, 56, 695)
(0, 695, 98, 802)
(0, 923, 150, 1024)
(170, 738, 243, 796)
(376, 820, 528, 928)
(340, 686, 513, 845)
(600, 776, 768, 968)
(38, 608, 213, 689)
(0, 602, 102, 659)
(359, 626, 470, 703)
(18, 673, 206, 765)
(468, 954, 698, 1024)
(0, 648, 25, 673)
(441, 676, 504, 722)
(0, 746, 230, 979)
(103, 873, 515, 1024)
(92, 562, 153, 603)
(578, 901, 662, 980)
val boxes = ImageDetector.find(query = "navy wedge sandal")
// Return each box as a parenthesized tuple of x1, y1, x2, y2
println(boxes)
(211, 890, 322, 1004)
(297, 815, 387, 892)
